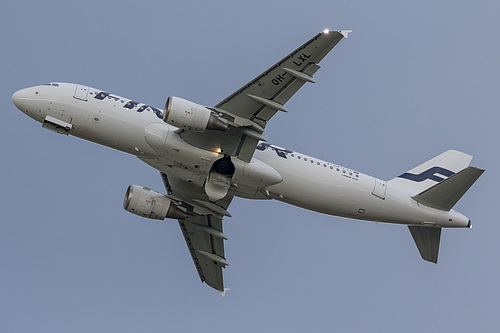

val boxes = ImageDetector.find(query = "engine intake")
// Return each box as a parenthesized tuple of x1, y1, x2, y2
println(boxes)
(164, 96, 228, 132)
(123, 185, 187, 220)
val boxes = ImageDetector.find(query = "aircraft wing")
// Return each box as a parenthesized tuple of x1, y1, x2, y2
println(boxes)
(161, 173, 232, 294)
(178, 29, 351, 162)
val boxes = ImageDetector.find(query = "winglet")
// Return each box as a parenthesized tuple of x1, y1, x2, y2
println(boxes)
(218, 288, 230, 297)
(340, 30, 353, 38)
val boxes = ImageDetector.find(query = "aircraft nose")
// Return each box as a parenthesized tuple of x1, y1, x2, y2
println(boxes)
(12, 88, 32, 111)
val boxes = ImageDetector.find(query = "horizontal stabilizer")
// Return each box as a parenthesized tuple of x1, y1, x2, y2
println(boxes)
(412, 167, 484, 211)
(408, 226, 441, 263)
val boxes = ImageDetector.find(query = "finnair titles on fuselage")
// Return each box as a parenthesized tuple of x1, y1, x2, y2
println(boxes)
(12, 30, 483, 295)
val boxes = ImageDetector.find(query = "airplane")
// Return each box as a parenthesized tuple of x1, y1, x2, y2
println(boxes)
(12, 29, 483, 295)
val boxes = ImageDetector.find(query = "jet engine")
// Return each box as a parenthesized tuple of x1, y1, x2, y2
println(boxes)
(163, 96, 228, 132)
(123, 185, 187, 220)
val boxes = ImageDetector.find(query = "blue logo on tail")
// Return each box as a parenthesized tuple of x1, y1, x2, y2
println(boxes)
(398, 167, 455, 182)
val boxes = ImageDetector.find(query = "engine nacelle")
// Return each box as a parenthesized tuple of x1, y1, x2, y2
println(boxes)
(163, 96, 228, 132)
(123, 185, 187, 220)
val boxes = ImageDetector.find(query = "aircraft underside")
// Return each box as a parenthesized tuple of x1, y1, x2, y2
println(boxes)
(12, 29, 483, 294)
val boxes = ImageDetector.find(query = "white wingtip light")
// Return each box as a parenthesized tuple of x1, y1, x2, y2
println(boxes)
(323, 29, 330, 34)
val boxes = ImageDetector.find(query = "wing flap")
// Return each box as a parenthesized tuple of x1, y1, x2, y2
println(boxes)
(235, 135, 260, 163)
(179, 214, 227, 291)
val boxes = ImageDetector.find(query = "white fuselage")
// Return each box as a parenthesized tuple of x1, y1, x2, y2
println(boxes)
(12, 83, 470, 228)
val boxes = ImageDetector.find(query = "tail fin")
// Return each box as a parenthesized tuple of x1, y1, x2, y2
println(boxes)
(398, 151, 484, 264)
(389, 150, 473, 196)
(407, 167, 484, 264)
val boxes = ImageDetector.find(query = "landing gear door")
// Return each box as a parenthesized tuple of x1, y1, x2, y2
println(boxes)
(372, 178, 387, 199)
(74, 85, 89, 101)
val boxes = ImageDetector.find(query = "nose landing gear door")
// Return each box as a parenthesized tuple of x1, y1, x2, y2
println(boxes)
(74, 85, 89, 101)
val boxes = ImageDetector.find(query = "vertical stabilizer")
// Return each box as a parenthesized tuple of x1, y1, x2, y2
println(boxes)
(389, 150, 473, 196)
(408, 226, 441, 263)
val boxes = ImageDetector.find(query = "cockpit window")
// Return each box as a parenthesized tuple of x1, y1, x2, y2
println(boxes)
(44, 83, 60, 87)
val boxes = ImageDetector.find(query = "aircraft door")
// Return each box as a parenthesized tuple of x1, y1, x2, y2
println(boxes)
(372, 178, 387, 199)
(74, 85, 89, 101)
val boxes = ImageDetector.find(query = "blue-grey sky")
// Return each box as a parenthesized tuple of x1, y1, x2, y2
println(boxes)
(2, 1, 498, 332)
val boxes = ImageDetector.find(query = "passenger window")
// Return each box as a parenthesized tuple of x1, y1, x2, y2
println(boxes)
(94, 92, 109, 100)
(124, 101, 139, 109)
(151, 107, 163, 118)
